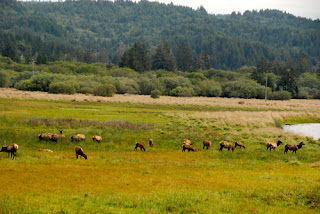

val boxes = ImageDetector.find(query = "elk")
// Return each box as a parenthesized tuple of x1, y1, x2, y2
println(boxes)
(219, 141, 234, 152)
(1, 143, 19, 159)
(92, 135, 102, 142)
(38, 133, 53, 141)
(284, 142, 305, 154)
(38, 147, 53, 153)
(203, 140, 212, 149)
(71, 134, 86, 142)
(182, 144, 195, 152)
(134, 142, 145, 151)
(51, 130, 65, 142)
(75, 146, 87, 159)
(235, 141, 246, 149)
(149, 139, 154, 147)
(266, 140, 283, 151)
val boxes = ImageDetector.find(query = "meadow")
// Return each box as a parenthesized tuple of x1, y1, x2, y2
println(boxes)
(0, 89, 320, 213)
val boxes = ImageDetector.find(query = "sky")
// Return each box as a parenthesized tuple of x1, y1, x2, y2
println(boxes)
(149, 0, 320, 20)
(20, 0, 320, 20)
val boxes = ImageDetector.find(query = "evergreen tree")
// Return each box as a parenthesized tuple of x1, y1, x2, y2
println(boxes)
(2, 38, 17, 61)
(152, 41, 176, 71)
(176, 41, 194, 72)
(197, 51, 210, 70)
(119, 41, 151, 72)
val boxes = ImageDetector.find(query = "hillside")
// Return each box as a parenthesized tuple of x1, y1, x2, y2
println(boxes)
(0, 0, 320, 69)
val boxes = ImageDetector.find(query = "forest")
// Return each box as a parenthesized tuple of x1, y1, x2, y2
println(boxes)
(0, 0, 320, 99)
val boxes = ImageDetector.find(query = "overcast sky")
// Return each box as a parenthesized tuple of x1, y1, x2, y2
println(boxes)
(21, 0, 320, 20)
(149, 0, 320, 20)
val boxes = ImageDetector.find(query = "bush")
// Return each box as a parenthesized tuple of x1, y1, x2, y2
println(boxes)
(170, 86, 194, 97)
(222, 79, 265, 99)
(151, 89, 161, 98)
(268, 90, 291, 100)
(79, 87, 94, 94)
(296, 90, 309, 99)
(313, 91, 320, 99)
(49, 82, 76, 94)
(15, 79, 37, 91)
(0, 71, 9, 87)
(94, 84, 117, 97)
(198, 80, 222, 97)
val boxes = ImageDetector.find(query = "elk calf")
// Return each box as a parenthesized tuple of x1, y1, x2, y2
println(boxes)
(75, 146, 87, 159)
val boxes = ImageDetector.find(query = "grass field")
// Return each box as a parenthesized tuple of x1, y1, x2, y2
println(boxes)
(0, 89, 320, 213)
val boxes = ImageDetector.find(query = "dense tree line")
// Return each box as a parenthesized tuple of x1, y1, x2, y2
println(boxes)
(1, 55, 319, 100)
(0, 0, 319, 70)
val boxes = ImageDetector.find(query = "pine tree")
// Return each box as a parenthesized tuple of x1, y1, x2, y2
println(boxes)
(197, 51, 210, 70)
(152, 41, 176, 71)
(176, 42, 194, 72)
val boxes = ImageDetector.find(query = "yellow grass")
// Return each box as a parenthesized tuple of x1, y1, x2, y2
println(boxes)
(1, 87, 319, 111)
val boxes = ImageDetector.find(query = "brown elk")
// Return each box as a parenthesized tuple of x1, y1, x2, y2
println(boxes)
(92, 135, 102, 142)
(1, 143, 19, 159)
(149, 139, 154, 147)
(219, 141, 234, 152)
(284, 142, 305, 154)
(38, 147, 53, 153)
(75, 146, 87, 159)
(71, 134, 86, 142)
(235, 141, 246, 149)
(203, 140, 212, 150)
(135, 142, 145, 151)
(182, 144, 195, 152)
(266, 140, 282, 151)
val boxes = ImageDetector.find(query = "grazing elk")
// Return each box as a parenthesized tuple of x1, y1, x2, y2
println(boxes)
(183, 139, 193, 145)
(182, 144, 195, 152)
(38, 147, 53, 153)
(284, 142, 305, 154)
(134, 142, 145, 151)
(149, 139, 154, 147)
(75, 146, 87, 159)
(266, 140, 283, 151)
(1, 143, 19, 159)
(38, 133, 53, 141)
(92, 135, 102, 143)
(219, 141, 234, 152)
(71, 134, 86, 142)
(235, 141, 246, 149)
(51, 130, 65, 142)
(203, 140, 212, 150)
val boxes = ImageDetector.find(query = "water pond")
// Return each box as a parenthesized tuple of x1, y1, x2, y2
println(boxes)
(283, 123, 320, 140)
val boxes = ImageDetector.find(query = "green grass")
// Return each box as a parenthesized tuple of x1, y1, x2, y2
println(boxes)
(0, 98, 320, 213)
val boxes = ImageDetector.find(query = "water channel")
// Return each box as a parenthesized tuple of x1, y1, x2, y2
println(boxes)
(283, 123, 320, 140)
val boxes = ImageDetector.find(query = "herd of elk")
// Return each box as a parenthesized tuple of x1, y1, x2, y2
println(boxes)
(1, 129, 307, 160)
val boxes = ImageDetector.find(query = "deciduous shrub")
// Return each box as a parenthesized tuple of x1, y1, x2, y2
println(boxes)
(268, 90, 291, 100)
(79, 87, 94, 94)
(151, 89, 161, 98)
(0, 71, 9, 87)
(170, 86, 194, 97)
(49, 82, 76, 94)
(94, 84, 116, 97)
(198, 80, 222, 97)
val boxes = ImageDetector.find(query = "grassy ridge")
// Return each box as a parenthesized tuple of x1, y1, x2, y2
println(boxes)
(0, 97, 320, 213)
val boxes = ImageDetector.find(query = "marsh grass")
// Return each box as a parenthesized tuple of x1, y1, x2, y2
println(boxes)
(0, 92, 320, 213)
